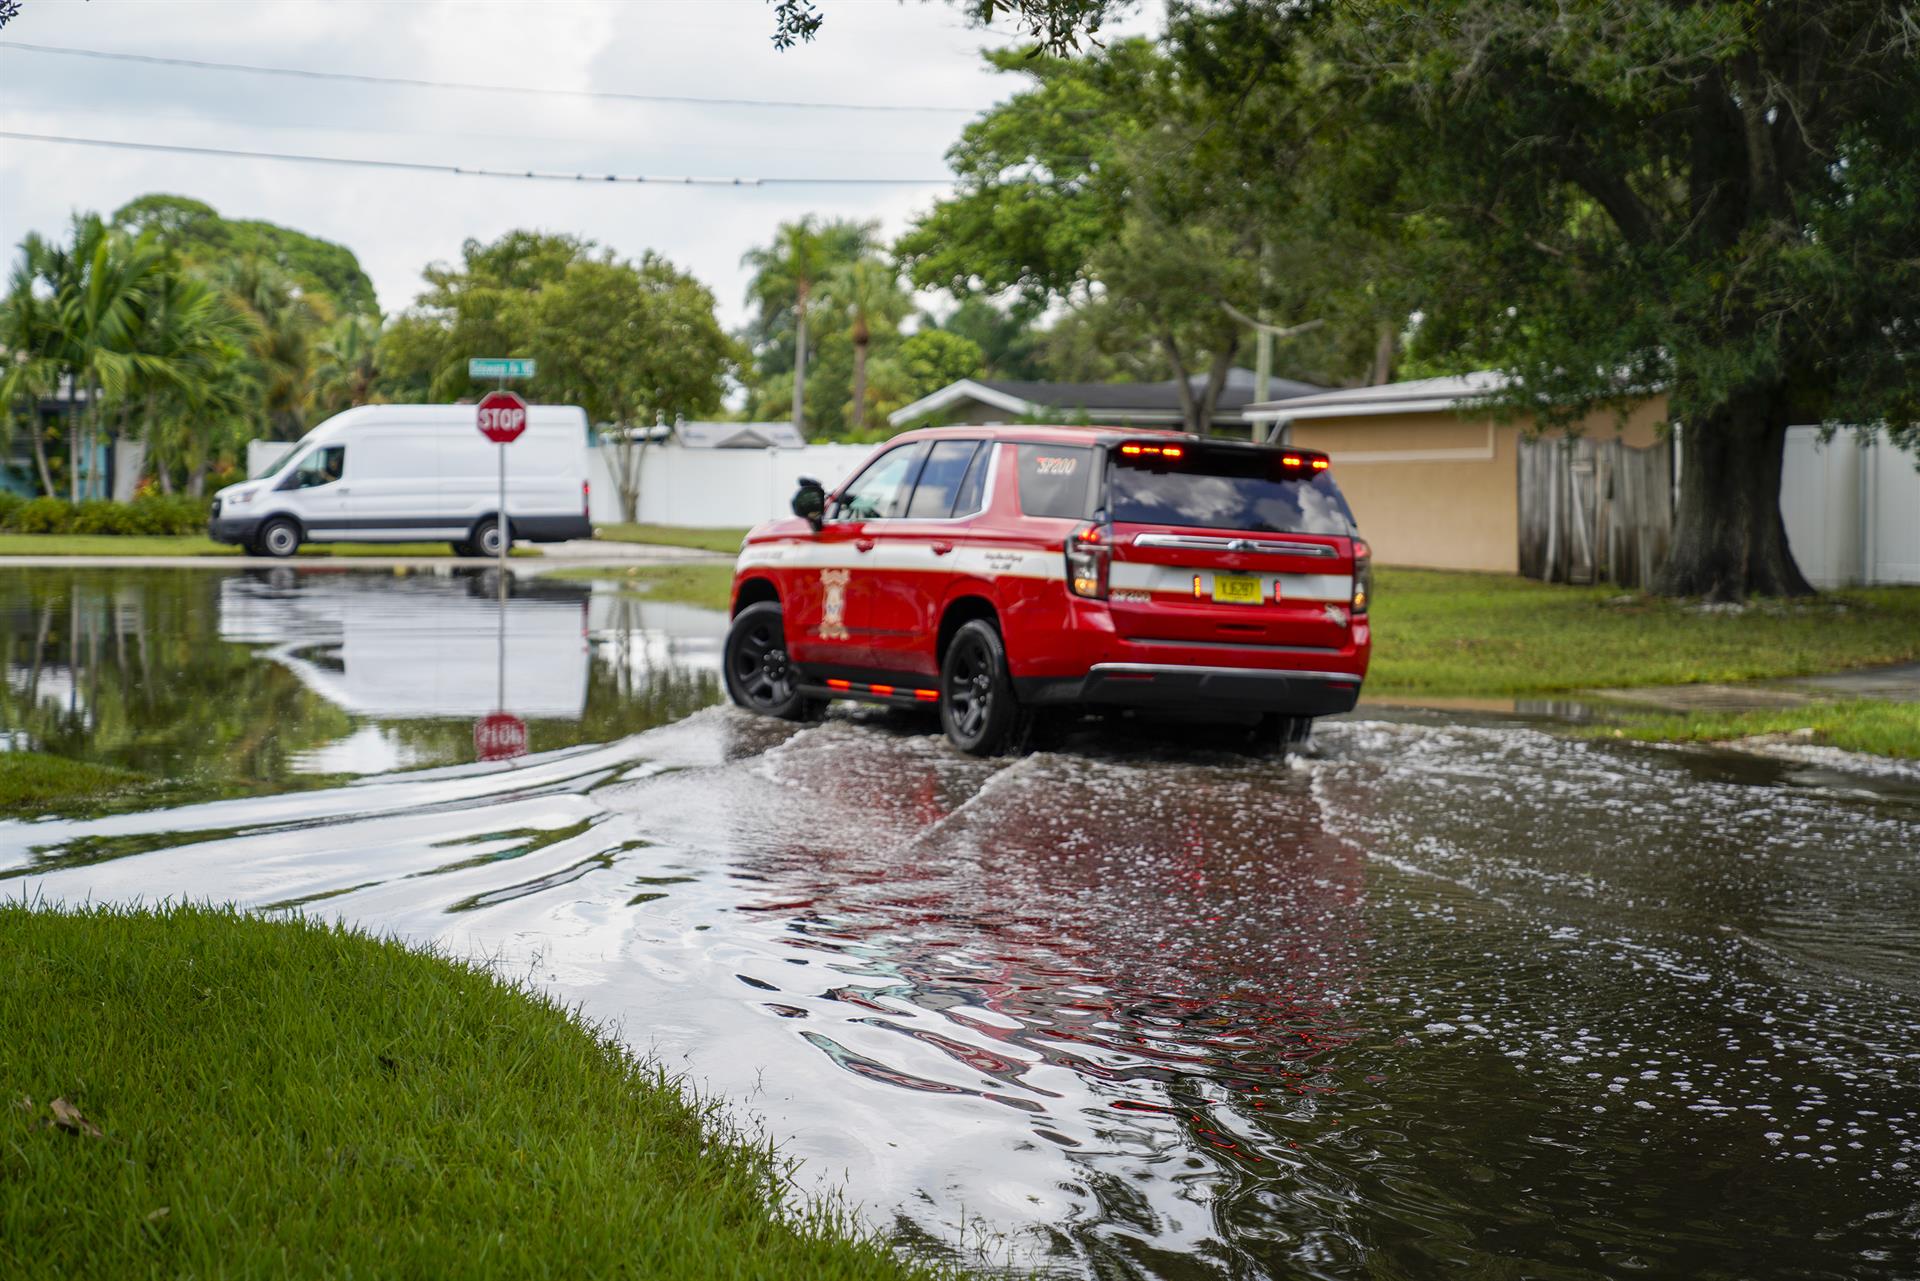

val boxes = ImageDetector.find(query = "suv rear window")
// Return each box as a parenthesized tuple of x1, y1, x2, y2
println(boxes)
(1107, 445, 1356, 536)
(1015, 445, 1095, 519)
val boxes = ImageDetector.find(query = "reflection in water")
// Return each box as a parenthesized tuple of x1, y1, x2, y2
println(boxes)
(0, 567, 721, 801)
(4, 659, 1918, 1278)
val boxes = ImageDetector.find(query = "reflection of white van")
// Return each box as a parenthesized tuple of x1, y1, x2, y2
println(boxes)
(209, 404, 593, 558)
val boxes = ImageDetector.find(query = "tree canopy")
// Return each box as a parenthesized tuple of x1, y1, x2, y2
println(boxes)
(112, 194, 378, 317)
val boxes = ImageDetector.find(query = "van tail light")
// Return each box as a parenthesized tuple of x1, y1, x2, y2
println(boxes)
(582, 480, 590, 517)
(1352, 539, 1372, 615)
(1065, 522, 1109, 599)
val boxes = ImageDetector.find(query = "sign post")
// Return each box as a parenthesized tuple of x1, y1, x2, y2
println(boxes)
(475, 388, 529, 577)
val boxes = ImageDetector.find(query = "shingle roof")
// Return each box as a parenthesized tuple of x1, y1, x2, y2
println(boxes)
(887, 368, 1327, 427)
(672, 420, 807, 449)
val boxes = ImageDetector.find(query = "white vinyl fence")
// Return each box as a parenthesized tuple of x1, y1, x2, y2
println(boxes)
(588, 442, 874, 527)
(1782, 427, 1920, 587)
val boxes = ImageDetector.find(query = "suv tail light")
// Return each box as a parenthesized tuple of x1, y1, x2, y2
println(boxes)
(1065, 522, 1110, 599)
(1352, 539, 1372, 615)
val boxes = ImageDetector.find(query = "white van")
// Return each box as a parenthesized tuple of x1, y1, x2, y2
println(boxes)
(209, 404, 593, 558)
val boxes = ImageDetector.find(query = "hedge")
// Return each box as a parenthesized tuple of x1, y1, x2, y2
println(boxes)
(0, 493, 209, 537)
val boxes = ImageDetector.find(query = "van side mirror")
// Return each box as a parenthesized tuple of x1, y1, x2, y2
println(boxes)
(792, 477, 826, 531)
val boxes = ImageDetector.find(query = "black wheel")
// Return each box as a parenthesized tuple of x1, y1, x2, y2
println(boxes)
(1253, 714, 1314, 756)
(472, 517, 511, 558)
(450, 539, 482, 558)
(940, 619, 1021, 755)
(724, 602, 822, 721)
(257, 517, 301, 559)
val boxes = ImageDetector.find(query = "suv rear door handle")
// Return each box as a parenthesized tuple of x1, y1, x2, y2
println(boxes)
(854, 537, 875, 552)
(930, 540, 954, 556)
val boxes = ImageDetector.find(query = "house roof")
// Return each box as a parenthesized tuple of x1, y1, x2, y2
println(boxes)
(1241, 372, 1510, 424)
(887, 368, 1326, 428)
(672, 420, 807, 449)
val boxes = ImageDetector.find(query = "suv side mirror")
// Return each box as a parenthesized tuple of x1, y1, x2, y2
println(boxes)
(791, 477, 826, 531)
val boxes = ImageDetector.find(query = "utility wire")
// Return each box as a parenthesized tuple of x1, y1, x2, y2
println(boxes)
(0, 130, 955, 186)
(0, 40, 979, 114)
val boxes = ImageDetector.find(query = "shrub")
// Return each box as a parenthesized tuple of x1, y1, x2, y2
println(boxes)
(9, 497, 74, 534)
(0, 492, 23, 528)
(70, 500, 132, 535)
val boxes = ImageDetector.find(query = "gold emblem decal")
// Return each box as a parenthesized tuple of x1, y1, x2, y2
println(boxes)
(819, 568, 851, 639)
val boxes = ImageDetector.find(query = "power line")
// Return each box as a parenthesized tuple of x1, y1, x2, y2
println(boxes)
(0, 39, 980, 114)
(0, 130, 955, 186)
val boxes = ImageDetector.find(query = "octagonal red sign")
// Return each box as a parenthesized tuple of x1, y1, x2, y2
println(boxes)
(476, 390, 528, 444)
(474, 712, 527, 761)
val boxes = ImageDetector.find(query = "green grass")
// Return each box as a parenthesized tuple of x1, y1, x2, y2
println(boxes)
(0, 904, 957, 1281)
(0, 534, 537, 558)
(593, 524, 748, 554)
(1368, 569, 1920, 697)
(546, 562, 736, 612)
(1600, 699, 1920, 759)
(0, 751, 152, 811)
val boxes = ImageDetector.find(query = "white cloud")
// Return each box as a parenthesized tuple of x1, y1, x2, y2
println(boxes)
(0, 0, 1145, 327)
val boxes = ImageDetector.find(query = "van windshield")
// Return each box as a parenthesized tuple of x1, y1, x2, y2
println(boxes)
(1107, 446, 1356, 536)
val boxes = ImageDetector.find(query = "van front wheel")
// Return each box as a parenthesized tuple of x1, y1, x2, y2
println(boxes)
(472, 518, 511, 558)
(257, 518, 301, 559)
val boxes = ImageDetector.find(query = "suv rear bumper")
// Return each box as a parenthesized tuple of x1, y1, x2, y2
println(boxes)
(1016, 662, 1362, 717)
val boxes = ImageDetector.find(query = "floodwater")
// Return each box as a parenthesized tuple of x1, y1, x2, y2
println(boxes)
(5, 568, 1919, 1280)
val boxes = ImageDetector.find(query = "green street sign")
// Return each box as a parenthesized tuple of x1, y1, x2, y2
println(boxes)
(468, 357, 536, 380)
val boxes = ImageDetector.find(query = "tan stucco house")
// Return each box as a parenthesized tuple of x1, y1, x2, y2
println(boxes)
(1244, 374, 1669, 574)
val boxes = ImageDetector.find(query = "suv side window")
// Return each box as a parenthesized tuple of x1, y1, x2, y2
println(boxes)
(1014, 444, 1094, 519)
(951, 442, 992, 517)
(833, 442, 929, 521)
(904, 440, 981, 519)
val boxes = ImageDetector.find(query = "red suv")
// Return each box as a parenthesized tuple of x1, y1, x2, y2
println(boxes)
(723, 425, 1371, 754)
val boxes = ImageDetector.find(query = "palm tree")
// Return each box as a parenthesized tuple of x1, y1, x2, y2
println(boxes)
(41, 215, 168, 500)
(742, 217, 828, 439)
(0, 235, 63, 495)
(826, 258, 910, 434)
(217, 257, 333, 440)
(130, 267, 254, 495)
(311, 313, 384, 419)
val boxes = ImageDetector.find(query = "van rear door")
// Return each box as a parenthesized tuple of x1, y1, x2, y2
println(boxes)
(1102, 442, 1359, 651)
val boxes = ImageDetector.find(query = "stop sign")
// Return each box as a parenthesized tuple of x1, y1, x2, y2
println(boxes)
(476, 390, 528, 444)
(473, 712, 528, 761)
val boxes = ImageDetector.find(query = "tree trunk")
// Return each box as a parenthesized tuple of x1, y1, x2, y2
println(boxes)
(1196, 338, 1239, 437)
(1155, 332, 1198, 433)
(187, 460, 208, 498)
(66, 378, 80, 504)
(791, 282, 810, 441)
(1654, 388, 1814, 601)
(1368, 321, 1395, 386)
(30, 418, 55, 497)
(850, 333, 869, 434)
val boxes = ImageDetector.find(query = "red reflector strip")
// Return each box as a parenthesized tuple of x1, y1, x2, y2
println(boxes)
(914, 688, 939, 702)
(826, 679, 852, 691)
(870, 683, 895, 696)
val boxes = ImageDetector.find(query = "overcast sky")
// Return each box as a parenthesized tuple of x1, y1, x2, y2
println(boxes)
(1, 0, 1149, 329)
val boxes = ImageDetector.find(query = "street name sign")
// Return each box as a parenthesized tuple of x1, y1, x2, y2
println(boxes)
(468, 357, 536, 380)
(476, 390, 529, 445)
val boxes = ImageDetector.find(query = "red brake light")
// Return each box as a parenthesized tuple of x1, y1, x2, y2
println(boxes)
(1282, 454, 1304, 468)
(1310, 457, 1330, 471)
(1120, 442, 1185, 460)
(1065, 522, 1110, 599)
(826, 678, 852, 691)
(1075, 525, 1102, 544)
(914, 688, 939, 702)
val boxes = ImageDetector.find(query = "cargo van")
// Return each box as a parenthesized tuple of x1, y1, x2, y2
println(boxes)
(208, 404, 593, 558)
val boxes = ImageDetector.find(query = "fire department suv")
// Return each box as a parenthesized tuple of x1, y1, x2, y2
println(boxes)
(723, 425, 1371, 755)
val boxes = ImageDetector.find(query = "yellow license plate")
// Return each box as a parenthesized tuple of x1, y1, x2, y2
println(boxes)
(1211, 574, 1263, 605)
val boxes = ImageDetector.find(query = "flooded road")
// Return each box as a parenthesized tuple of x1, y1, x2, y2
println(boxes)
(5, 568, 1919, 1278)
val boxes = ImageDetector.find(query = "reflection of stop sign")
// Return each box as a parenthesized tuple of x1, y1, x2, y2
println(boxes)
(476, 390, 528, 444)
(474, 712, 527, 761)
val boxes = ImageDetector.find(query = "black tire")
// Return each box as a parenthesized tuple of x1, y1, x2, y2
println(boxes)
(723, 602, 822, 722)
(257, 517, 301, 559)
(940, 619, 1021, 755)
(450, 539, 482, 558)
(472, 517, 511, 558)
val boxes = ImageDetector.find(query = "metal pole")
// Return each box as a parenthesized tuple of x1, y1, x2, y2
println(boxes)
(496, 375, 507, 601)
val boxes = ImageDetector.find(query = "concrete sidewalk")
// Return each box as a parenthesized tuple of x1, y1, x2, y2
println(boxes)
(0, 539, 728, 571)
(1591, 661, 1920, 712)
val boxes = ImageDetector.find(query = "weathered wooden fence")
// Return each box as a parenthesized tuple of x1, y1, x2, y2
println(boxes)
(1518, 437, 1673, 588)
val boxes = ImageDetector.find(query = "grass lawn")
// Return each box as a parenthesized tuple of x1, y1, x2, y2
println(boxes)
(1368, 569, 1920, 697)
(594, 524, 748, 554)
(1598, 699, 1920, 759)
(0, 751, 152, 812)
(547, 561, 736, 612)
(0, 904, 955, 1281)
(0, 534, 538, 558)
